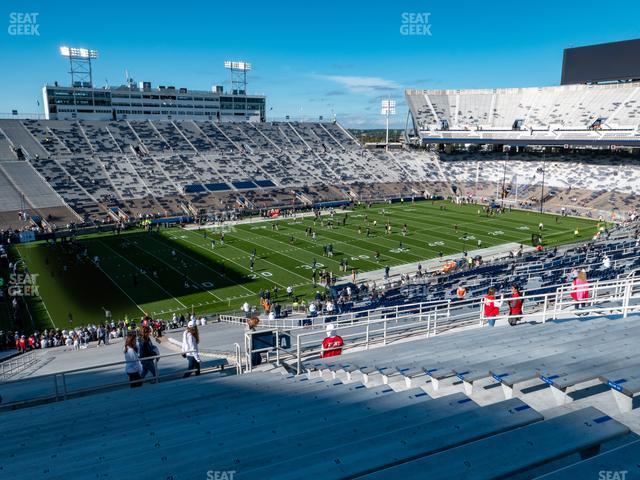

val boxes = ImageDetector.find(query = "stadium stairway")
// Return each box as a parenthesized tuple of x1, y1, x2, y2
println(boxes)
(304, 314, 640, 415)
(0, 367, 637, 480)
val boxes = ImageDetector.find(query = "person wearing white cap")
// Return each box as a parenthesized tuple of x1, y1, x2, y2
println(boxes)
(181, 319, 201, 377)
(320, 323, 344, 358)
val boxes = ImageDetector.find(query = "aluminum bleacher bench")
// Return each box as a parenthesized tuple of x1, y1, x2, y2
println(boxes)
(240, 398, 541, 480)
(535, 439, 640, 479)
(493, 323, 640, 398)
(542, 356, 640, 406)
(359, 407, 630, 480)
(600, 366, 640, 413)
(170, 390, 456, 476)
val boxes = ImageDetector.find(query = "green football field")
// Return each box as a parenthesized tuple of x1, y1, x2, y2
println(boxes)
(7, 200, 600, 331)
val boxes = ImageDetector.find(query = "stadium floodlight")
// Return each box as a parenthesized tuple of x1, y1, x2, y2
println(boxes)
(380, 99, 396, 115)
(59, 46, 98, 59)
(224, 61, 251, 72)
(59, 45, 99, 87)
(381, 99, 397, 147)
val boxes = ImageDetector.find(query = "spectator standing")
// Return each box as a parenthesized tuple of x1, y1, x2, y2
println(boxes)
(320, 324, 344, 358)
(482, 287, 501, 327)
(242, 301, 251, 318)
(571, 270, 590, 311)
(124, 332, 143, 388)
(182, 320, 201, 377)
(138, 326, 159, 381)
(507, 284, 524, 326)
(97, 324, 107, 347)
(246, 317, 262, 367)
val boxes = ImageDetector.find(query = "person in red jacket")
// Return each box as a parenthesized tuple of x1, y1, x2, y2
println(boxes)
(321, 324, 344, 358)
(483, 287, 501, 327)
(507, 284, 524, 326)
(18, 335, 27, 353)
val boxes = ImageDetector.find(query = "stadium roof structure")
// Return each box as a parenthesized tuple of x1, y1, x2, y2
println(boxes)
(406, 81, 640, 147)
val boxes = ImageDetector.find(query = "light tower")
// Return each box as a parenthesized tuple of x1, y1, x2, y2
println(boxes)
(224, 61, 251, 94)
(381, 98, 396, 148)
(224, 61, 251, 120)
(59, 46, 98, 87)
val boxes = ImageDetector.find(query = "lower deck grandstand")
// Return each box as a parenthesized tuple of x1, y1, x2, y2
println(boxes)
(0, 119, 639, 235)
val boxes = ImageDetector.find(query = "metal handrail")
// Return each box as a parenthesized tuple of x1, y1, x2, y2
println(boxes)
(0, 349, 233, 409)
(220, 269, 634, 333)
(0, 351, 38, 380)
(233, 343, 243, 375)
(292, 276, 640, 373)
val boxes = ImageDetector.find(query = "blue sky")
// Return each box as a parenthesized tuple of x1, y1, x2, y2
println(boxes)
(1, 0, 639, 127)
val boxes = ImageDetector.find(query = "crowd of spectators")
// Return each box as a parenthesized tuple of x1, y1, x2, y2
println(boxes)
(0, 316, 174, 353)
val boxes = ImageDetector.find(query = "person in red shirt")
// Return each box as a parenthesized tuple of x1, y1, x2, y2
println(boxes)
(507, 284, 524, 326)
(321, 324, 344, 358)
(18, 335, 27, 353)
(483, 287, 501, 327)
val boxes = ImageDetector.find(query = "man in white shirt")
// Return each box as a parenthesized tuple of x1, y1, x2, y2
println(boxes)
(325, 300, 335, 314)
(242, 302, 251, 318)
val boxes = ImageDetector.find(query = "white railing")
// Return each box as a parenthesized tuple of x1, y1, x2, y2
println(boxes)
(291, 276, 640, 374)
(220, 297, 465, 331)
(233, 342, 244, 375)
(220, 271, 634, 333)
(0, 350, 228, 410)
(0, 351, 37, 380)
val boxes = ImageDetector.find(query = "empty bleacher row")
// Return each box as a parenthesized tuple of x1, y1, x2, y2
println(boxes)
(15, 119, 358, 157)
(439, 150, 640, 198)
(304, 312, 640, 401)
(0, 119, 449, 227)
(406, 81, 640, 145)
(295, 305, 640, 479)
(1, 353, 637, 479)
(0, 117, 639, 229)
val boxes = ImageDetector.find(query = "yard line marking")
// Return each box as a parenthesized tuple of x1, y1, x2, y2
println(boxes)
(93, 259, 146, 315)
(244, 227, 383, 270)
(172, 232, 291, 289)
(180, 230, 308, 286)
(147, 233, 257, 296)
(97, 240, 188, 310)
(129, 241, 224, 302)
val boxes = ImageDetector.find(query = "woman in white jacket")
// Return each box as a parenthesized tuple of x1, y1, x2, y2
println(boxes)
(124, 332, 143, 388)
(182, 320, 201, 377)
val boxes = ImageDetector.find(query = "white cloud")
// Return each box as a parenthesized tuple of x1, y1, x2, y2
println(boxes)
(316, 74, 401, 94)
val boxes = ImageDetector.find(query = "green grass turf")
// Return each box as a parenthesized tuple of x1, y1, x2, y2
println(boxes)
(7, 200, 600, 331)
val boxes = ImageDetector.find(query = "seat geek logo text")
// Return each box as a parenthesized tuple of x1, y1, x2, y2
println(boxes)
(400, 12, 432, 36)
(8, 13, 40, 36)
